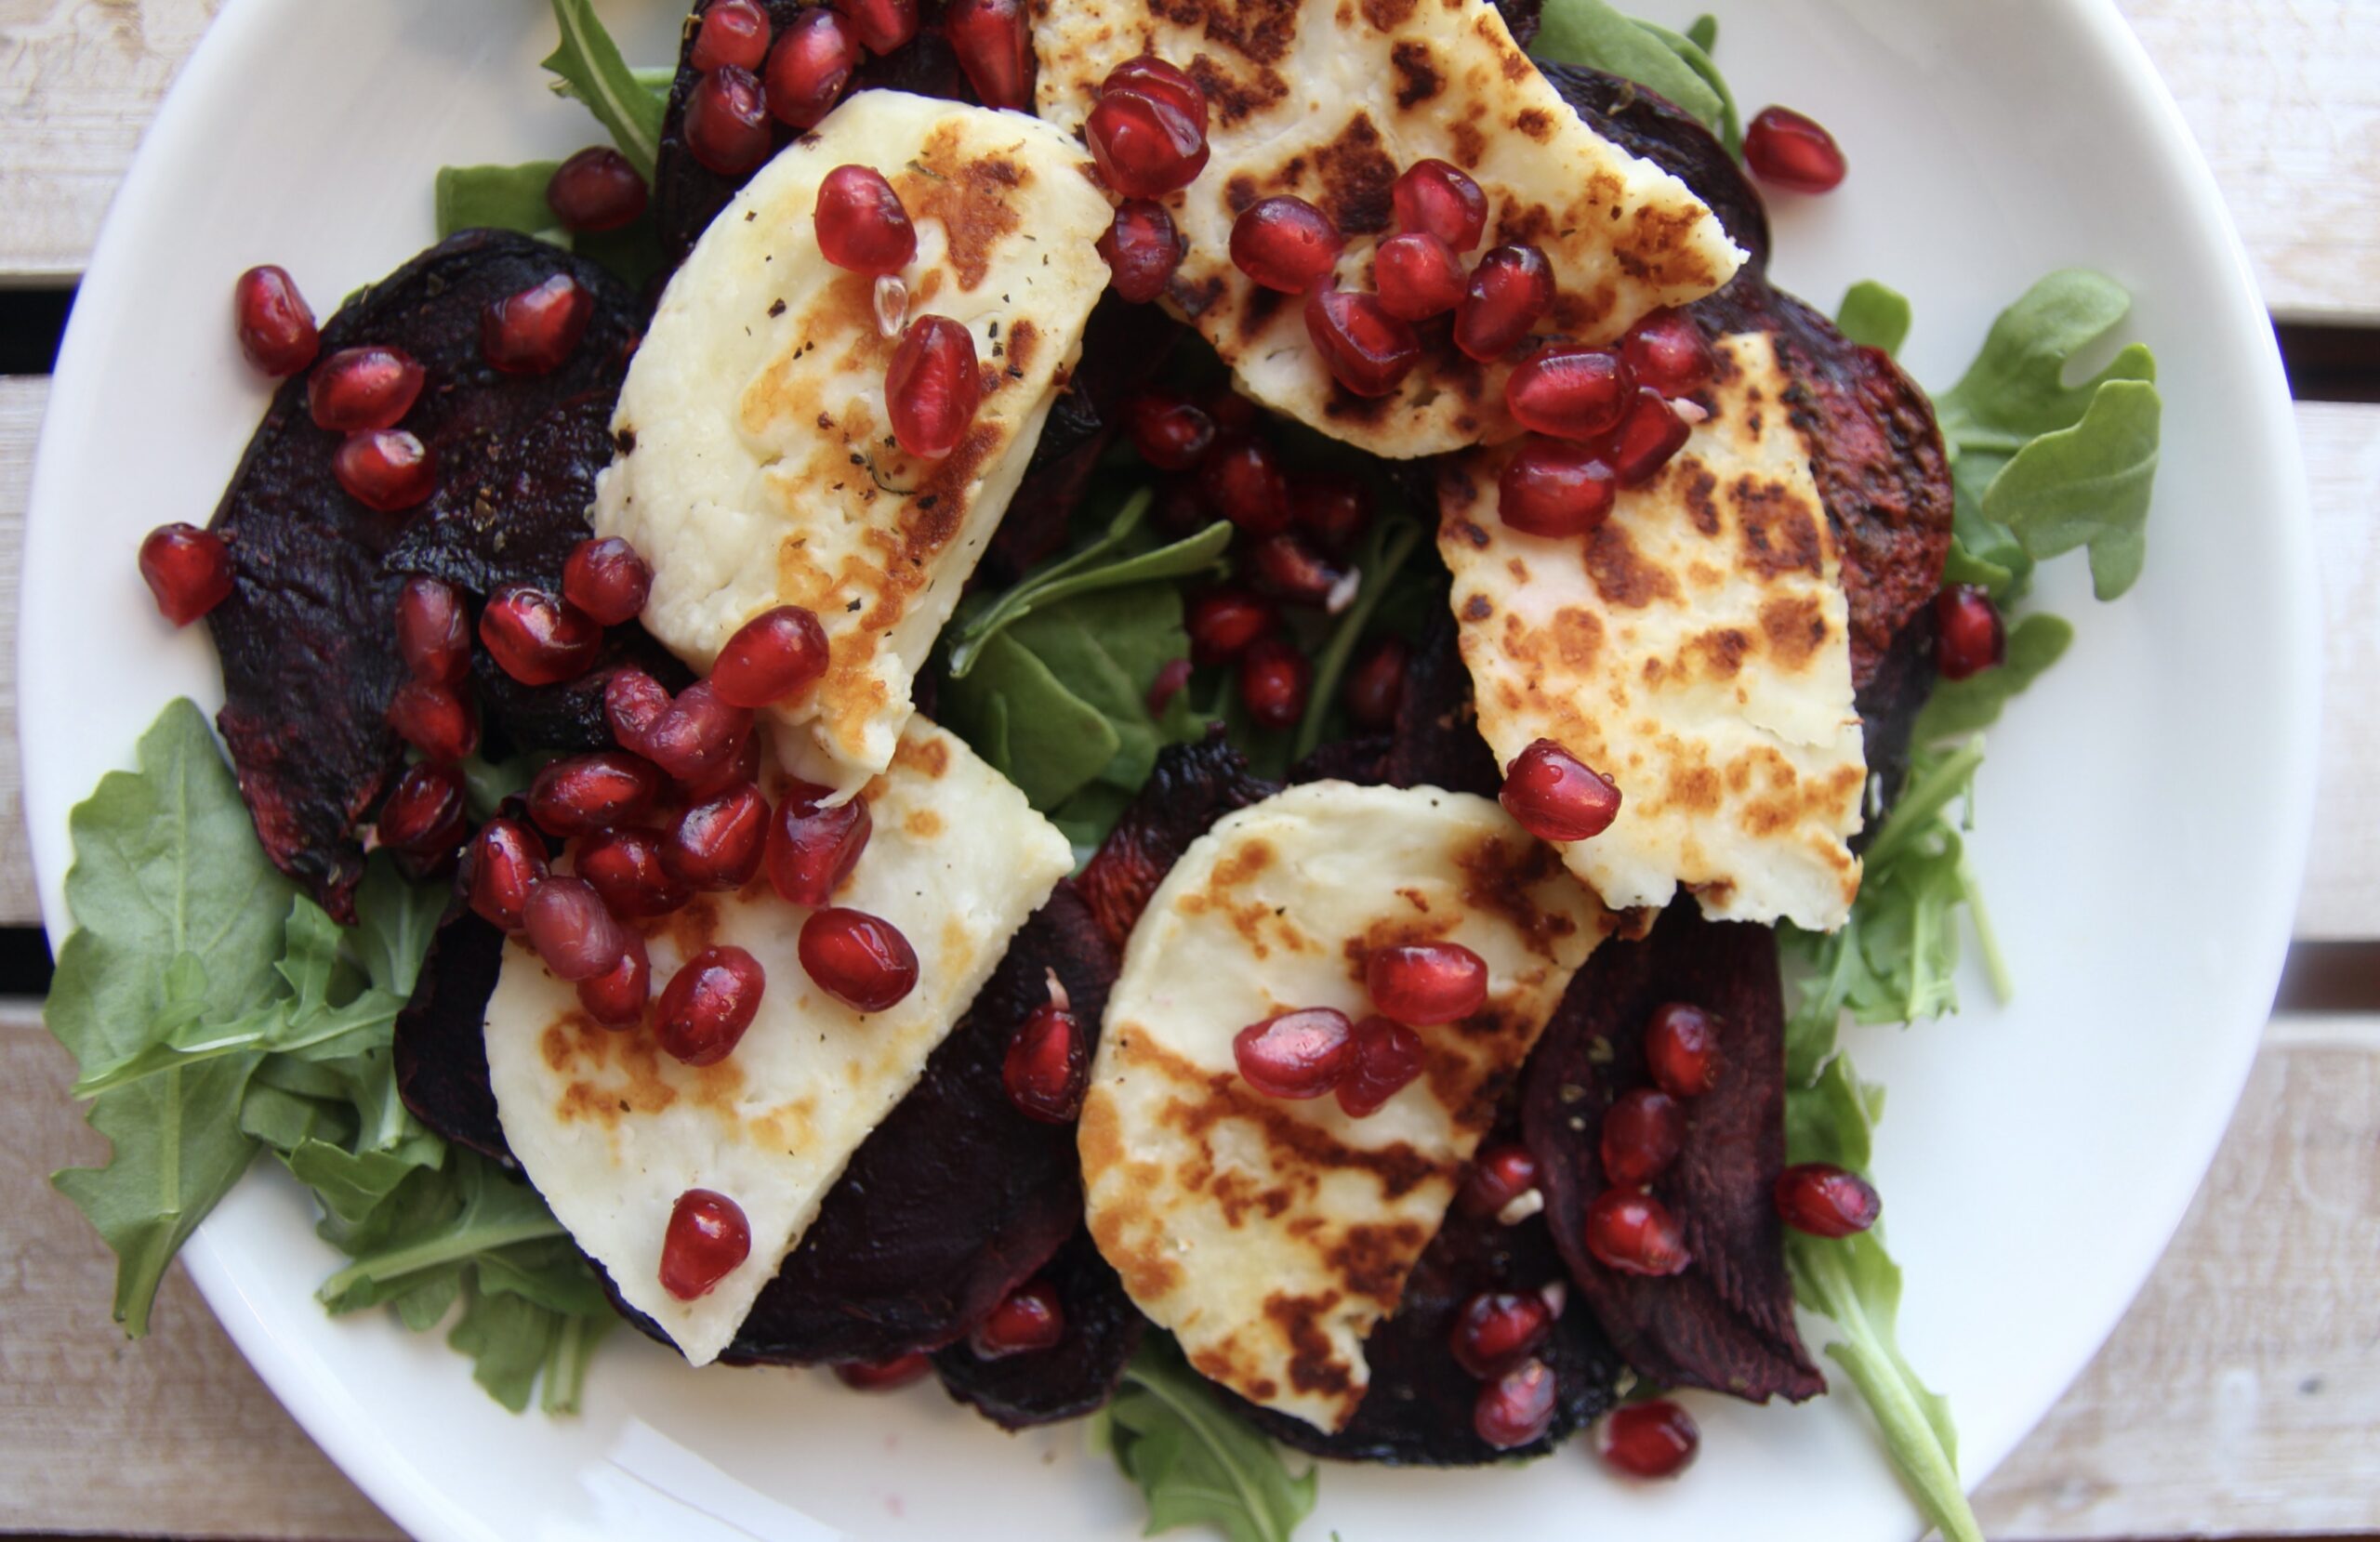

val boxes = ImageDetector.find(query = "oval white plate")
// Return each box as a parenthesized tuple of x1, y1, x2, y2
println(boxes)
(22, 0, 2317, 1537)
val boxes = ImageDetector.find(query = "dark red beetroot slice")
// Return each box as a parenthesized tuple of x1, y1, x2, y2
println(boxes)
(931, 1229, 1145, 1428)
(392, 900, 515, 1165)
(1286, 599, 1498, 796)
(205, 230, 645, 920)
(1076, 736, 1282, 953)
(1520, 902, 1823, 1404)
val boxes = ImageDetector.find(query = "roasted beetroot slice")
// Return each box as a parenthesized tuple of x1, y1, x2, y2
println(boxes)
(1077, 736, 1281, 952)
(1854, 608, 1937, 832)
(472, 636, 693, 760)
(932, 1229, 1145, 1428)
(392, 899, 514, 1164)
(1382, 601, 1501, 797)
(1289, 733, 1390, 786)
(1522, 902, 1823, 1403)
(1537, 63, 1767, 267)
(205, 230, 641, 919)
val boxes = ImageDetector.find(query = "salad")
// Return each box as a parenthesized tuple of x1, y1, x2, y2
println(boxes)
(46, 0, 2166, 1537)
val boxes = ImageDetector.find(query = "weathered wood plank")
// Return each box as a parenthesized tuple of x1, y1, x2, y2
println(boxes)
(0, 377, 37, 928)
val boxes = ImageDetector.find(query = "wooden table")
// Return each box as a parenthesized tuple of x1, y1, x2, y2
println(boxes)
(2, 3, 2374, 1537)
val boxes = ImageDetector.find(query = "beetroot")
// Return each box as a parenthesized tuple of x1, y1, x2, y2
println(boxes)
(931, 1230, 1144, 1428)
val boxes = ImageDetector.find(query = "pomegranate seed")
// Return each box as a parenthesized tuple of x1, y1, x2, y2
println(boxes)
(396, 575, 470, 686)
(1498, 438, 1616, 538)
(139, 523, 233, 626)
(1582, 1188, 1692, 1276)
(522, 875, 629, 982)
(691, 0, 772, 72)
(308, 346, 424, 432)
(1185, 587, 1277, 664)
(1600, 1087, 1686, 1187)
(468, 818, 549, 931)
(660, 1188, 751, 1300)
(1607, 387, 1691, 486)
(483, 274, 593, 376)
(1774, 1163, 1882, 1238)
(1097, 199, 1185, 304)
(386, 679, 479, 764)
(576, 929, 652, 1029)
(684, 66, 773, 177)
(1474, 1358, 1557, 1449)
(885, 314, 982, 460)
(377, 762, 468, 858)
(1232, 1007, 1354, 1099)
(334, 429, 435, 512)
(576, 827, 693, 918)
(1372, 231, 1467, 321)
(1004, 999, 1087, 1122)
(1244, 532, 1348, 610)
(1601, 1399, 1700, 1479)
(1125, 392, 1216, 471)
(814, 165, 918, 276)
(836, 1352, 932, 1390)
(1291, 471, 1372, 553)
(562, 535, 653, 626)
(1501, 738, 1621, 842)
(1745, 105, 1847, 193)
(1343, 636, 1408, 730)
(800, 907, 919, 1012)
(1146, 656, 1193, 716)
(1305, 285, 1420, 398)
(603, 666, 672, 752)
(833, 0, 919, 53)
(1104, 56, 1207, 131)
(546, 146, 649, 233)
(1506, 347, 1632, 442)
(1230, 196, 1342, 294)
(711, 604, 830, 707)
(1645, 1002, 1722, 1098)
(482, 585, 601, 685)
(764, 7, 862, 126)
(684, 731, 763, 802)
(1453, 244, 1554, 362)
(1152, 477, 1209, 537)
(1392, 159, 1488, 252)
(1621, 308, 1717, 399)
(1366, 941, 1488, 1026)
(1459, 1142, 1540, 1219)
(664, 781, 770, 890)
(233, 265, 320, 376)
(655, 944, 767, 1064)
(1933, 585, 2005, 680)
(1335, 1016, 1424, 1118)
(1237, 637, 1310, 731)
(1199, 437, 1291, 536)
(765, 784, 872, 905)
(971, 1279, 1064, 1358)
(944, 0, 1034, 110)
(1086, 89, 1209, 200)
(1206, 389, 1261, 436)
(1449, 1291, 1554, 1379)
(526, 750, 664, 837)
(642, 679, 757, 786)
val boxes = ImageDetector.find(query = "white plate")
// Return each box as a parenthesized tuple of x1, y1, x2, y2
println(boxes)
(21, 0, 2318, 1537)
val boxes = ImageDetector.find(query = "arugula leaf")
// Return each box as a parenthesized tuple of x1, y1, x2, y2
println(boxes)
(542, 0, 666, 180)
(1292, 516, 1426, 759)
(435, 163, 565, 243)
(1532, 0, 1727, 138)
(1836, 280, 1912, 358)
(951, 632, 1126, 808)
(1105, 1339, 1318, 1542)
(1632, 18, 1740, 155)
(317, 1151, 570, 1311)
(1984, 379, 2161, 600)
(1911, 613, 2072, 742)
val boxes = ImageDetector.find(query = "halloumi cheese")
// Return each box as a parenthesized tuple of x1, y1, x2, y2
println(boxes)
(593, 90, 1116, 801)
(1078, 781, 1619, 1430)
(483, 717, 1073, 1366)
(1437, 331, 1867, 930)
(1029, 0, 1742, 457)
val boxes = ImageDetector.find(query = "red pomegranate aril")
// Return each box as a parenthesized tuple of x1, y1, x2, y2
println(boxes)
(1506, 347, 1632, 442)
(660, 1188, 751, 1300)
(691, 0, 772, 72)
(833, 0, 919, 53)
(1097, 199, 1185, 304)
(1497, 438, 1616, 541)
(335, 429, 435, 512)
(1086, 89, 1210, 200)
(527, 750, 665, 837)
(814, 165, 918, 276)
(377, 762, 469, 858)
(483, 273, 593, 376)
(1230, 196, 1342, 294)
(386, 679, 479, 764)
(576, 929, 652, 1030)
(684, 66, 774, 177)
(1335, 1015, 1424, 1118)
(1372, 231, 1467, 321)
(1644, 1002, 1722, 1098)
(1607, 387, 1691, 486)
(1292, 471, 1372, 553)
(1244, 532, 1348, 610)
(1745, 105, 1847, 193)
(710, 604, 830, 707)
(1449, 1291, 1554, 1379)
(576, 826, 693, 919)
(546, 146, 649, 233)
(800, 907, 919, 1012)
(1459, 1142, 1540, 1219)
(139, 523, 233, 626)
(972, 1279, 1064, 1358)
(1004, 1000, 1088, 1123)
(766, 786, 872, 906)
(1305, 285, 1420, 398)
(1146, 656, 1193, 716)
(1103, 56, 1207, 131)
(1392, 159, 1488, 252)
(1774, 1163, 1883, 1238)
(522, 875, 629, 982)
(1453, 244, 1554, 362)
(1501, 738, 1621, 842)
(1582, 1188, 1692, 1276)
(655, 945, 767, 1064)
(1621, 308, 1718, 399)
(1474, 1357, 1558, 1449)
(1933, 584, 2005, 681)
(1343, 635, 1408, 731)
(764, 7, 862, 126)
(603, 666, 672, 752)
(468, 818, 549, 931)
(308, 345, 425, 433)
(837, 1353, 931, 1390)
(664, 782, 770, 891)
(1238, 637, 1310, 731)
(396, 575, 470, 686)
(945, 0, 1035, 110)
(1601, 1087, 1686, 1188)
(1366, 941, 1488, 1026)
(684, 731, 763, 802)
(1232, 1007, 1354, 1100)
(886, 314, 982, 460)
(643, 679, 757, 786)
(1153, 476, 1209, 537)
(561, 535, 652, 627)
(1186, 587, 1277, 665)
(1601, 1399, 1700, 1478)
(1126, 392, 1216, 471)
(1199, 436, 1291, 536)
(232, 265, 317, 376)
